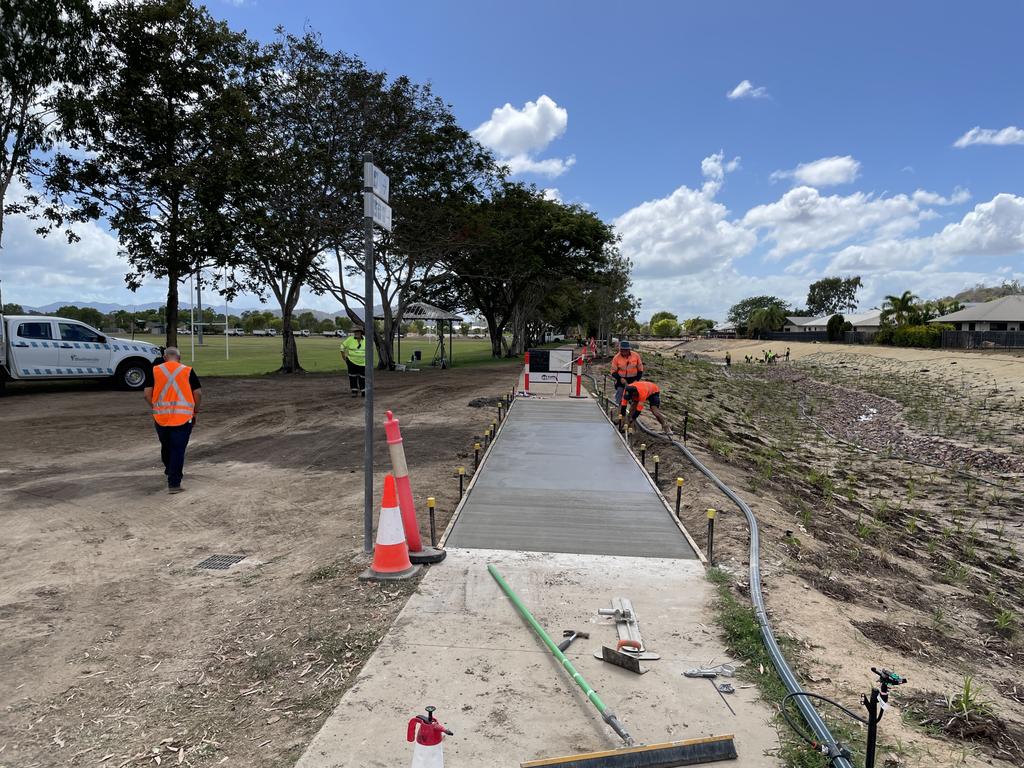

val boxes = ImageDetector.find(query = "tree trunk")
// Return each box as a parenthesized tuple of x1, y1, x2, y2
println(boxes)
(376, 304, 395, 370)
(279, 309, 301, 373)
(485, 313, 503, 357)
(166, 266, 179, 349)
(196, 276, 204, 346)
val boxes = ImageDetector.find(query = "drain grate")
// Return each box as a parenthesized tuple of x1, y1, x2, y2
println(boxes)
(196, 554, 247, 570)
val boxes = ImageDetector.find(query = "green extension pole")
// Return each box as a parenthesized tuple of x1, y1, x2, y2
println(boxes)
(487, 564, 633, 745)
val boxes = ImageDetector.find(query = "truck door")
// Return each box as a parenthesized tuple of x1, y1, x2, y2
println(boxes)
(9, 320, 61, 376)
(58, 321, 113, 376)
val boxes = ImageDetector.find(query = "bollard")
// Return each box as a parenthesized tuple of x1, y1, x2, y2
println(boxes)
(458, 466, 465, 498)
(675, 477, 683, 516)
(427, 497, 437, 547)
(653, 455, 660, 483)
(474, 442, 481, 469)
(706, 508, 717, 564)
(640, 443, 647, 467)
(683, 411, 690, 443)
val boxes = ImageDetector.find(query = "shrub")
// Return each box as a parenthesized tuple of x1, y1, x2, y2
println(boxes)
(874, 325, 896, 345)
(891, 323, 951, 348)
(826, 314, 845, 341)
(652, 318, 682, 337)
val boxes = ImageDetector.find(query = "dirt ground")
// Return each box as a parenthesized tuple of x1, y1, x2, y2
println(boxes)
(617, 341, 1024, 767)
(0, 364, 516, 768)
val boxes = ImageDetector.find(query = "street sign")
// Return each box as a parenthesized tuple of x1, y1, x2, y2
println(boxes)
(364, 192, 392, 231)
(363, 162, 390, 203)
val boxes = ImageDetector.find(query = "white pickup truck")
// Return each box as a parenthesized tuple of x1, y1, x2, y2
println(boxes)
(0, 314, 163, 391)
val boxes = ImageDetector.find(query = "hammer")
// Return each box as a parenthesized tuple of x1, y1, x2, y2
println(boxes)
(557, 629, 590, 652)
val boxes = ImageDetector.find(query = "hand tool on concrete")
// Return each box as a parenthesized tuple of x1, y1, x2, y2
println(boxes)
(683, 664, 735, 679)
(557, 629, 590, 652)
(488, 564, 738, 767)
(593, 597, 660, 661)
(709, 678, 736, 716)
(599, 640, 647, 675)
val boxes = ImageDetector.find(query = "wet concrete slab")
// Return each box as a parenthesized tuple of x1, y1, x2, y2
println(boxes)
(446, 398, 697, 558)
(294, 549, 778, 768)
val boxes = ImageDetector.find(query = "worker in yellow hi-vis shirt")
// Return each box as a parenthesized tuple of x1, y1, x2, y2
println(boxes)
(340, 326, 367, 397)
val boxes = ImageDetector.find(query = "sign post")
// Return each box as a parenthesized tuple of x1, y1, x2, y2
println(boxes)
(362, 153, 392, 553)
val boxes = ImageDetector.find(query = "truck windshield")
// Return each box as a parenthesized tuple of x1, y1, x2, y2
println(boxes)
(59, 323, 102, 343)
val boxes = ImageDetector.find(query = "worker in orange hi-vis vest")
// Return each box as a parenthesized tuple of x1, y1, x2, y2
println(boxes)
(621, 381, 673, 437)
(143, 347, 202, 494)
(610, 339, 643, 416)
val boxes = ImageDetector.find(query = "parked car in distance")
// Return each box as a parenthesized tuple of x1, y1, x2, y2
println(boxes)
(252, 328, 269, 337)
(298, 329, 311, 337)
(227, 328, 245, 336)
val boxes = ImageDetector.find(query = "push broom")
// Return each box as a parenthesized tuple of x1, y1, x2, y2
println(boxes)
(488, 565, 737, 768)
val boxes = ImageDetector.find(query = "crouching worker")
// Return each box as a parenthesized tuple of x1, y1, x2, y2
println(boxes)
(622, 381, 673, 437)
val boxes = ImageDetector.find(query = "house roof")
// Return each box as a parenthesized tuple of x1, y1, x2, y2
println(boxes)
(846, 310, 882, 326)
(787, 310, 881, 327)
(930, 294, 1024, 323)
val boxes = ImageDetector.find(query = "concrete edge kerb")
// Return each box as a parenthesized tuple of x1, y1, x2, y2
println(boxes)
(591, 383, 706, 564)
(438, 382, 518, 547)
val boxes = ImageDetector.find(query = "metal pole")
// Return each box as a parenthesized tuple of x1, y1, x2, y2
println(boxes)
(474, 442, 481, 469)
(640, 443, 646, 467)
(189, 272, 195, 362)
(653, 455, 660, 483)
(427, 496, 437, 548)
(223, 269, 229, 361)
(458, 467, 465, 499)
(362, 152, 375, 554)
(706, 508, 716, 564)
(675, 477, 683, 516)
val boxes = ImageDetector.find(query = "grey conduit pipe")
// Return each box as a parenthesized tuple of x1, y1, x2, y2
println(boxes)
(585, 373, 852, 767)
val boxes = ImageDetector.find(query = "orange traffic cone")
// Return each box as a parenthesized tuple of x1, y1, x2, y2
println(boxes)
(360, 474, 422, 581)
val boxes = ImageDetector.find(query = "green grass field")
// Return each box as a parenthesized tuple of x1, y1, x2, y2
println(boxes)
(175, 335, 501, 376)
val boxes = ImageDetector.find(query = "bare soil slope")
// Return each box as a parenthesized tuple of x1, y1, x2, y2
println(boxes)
(0, 365, 515, 768)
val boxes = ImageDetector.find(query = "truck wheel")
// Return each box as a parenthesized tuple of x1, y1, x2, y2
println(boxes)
(116, 359, 149, 391)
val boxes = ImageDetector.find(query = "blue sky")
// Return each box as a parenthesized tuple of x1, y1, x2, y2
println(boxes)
(5, 0, 1023, 320)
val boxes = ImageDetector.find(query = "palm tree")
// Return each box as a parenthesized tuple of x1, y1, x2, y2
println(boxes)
(880, 290, 918, 326)
(747, 305, 788, 337)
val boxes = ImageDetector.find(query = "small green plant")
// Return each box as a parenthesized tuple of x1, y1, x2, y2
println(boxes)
(994, 609, 1018, 638)
(946, 676, 993, 720)
(309, 563, 343, 582)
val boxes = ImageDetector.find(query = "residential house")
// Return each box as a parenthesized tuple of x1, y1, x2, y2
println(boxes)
(929, 294, 1024, 331)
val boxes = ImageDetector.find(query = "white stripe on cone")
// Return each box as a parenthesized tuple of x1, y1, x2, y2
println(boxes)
(377, 504, 406, 546)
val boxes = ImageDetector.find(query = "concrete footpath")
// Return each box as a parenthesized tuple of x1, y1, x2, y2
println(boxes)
(295, 394, 778, 767)
(294, 550, 778, 767)
(445, 398, 697, 558)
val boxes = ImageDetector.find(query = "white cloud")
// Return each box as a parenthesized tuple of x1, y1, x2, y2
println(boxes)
(911, 187, 971, 206)
(771, 155, 860, 187)
(953, 126, 1024, 148)
(472, 95, 574, 178)
(542, 188, 561, 202)
(743, 186, 927, 260)
(615, 153, 755, 280)
(503, 154, 576, 178)
(826, 193, 1024, 273)
(726, 80, 769, 100)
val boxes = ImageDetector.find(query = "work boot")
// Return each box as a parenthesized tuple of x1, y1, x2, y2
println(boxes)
(350, 390, 358, 397)
(168, 487, 184, 495)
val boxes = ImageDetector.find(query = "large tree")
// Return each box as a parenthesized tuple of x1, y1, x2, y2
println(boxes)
(880, 290, 918, 326)
(47, 0, 256, 348)
(0, 0, 95, 247)
(448, 183, 616, 357)
(312, 75, 496, 370)
(806, 275, 862, 316)
(727, 295, 790, 330)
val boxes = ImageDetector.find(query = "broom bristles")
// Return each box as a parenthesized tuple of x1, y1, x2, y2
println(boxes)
(520, 734, 738, 768)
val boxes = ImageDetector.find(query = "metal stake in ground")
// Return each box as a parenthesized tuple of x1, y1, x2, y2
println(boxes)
(675, 477, 683, 517)
(707, 508, 717, 564)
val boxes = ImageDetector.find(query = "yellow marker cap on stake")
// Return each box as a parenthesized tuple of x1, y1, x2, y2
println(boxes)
(427, 496, 435, 509)
(474, 442, 481, 450)
(457, 467, 465, 475)
(676, 477, 684, 487)
(653, 455, 660, 463)
(707, 508, 717, 519)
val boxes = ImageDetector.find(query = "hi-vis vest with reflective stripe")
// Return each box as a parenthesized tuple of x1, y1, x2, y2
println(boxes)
(610, 351, 643, 378)
(151, 362, 195, 426)
(622, 380, 659, 411)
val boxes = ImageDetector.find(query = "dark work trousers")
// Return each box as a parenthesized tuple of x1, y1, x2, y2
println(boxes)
(346, 359, 366, 393)
(614, 376, 641, 416)
(155, 421, 194, 488)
